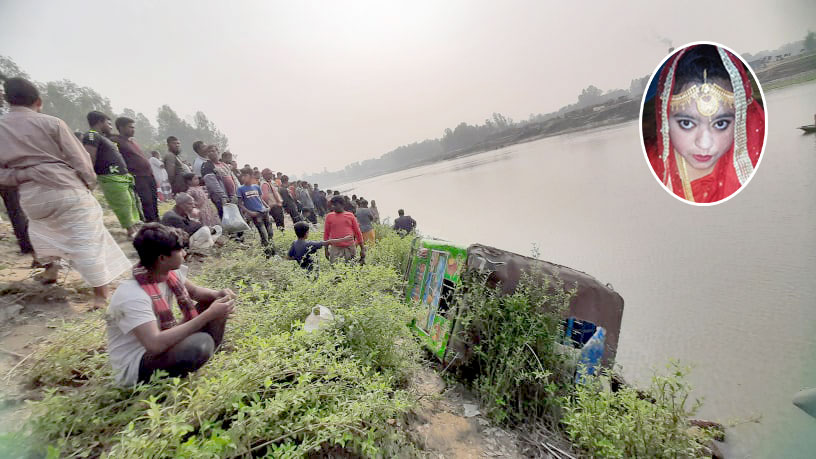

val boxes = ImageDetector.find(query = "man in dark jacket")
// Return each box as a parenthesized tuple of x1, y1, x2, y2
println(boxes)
(393, 209, 416, 235)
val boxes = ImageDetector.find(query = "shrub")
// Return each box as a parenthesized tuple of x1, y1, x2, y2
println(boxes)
(455, 272, 575, 425)
(562, 362, 716, 458)
(368, 224, 414, 273)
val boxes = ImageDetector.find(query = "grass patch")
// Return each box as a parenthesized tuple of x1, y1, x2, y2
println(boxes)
(7, 224, 424, 458)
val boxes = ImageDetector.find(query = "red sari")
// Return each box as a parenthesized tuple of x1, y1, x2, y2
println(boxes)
(646, 45, 765, 203)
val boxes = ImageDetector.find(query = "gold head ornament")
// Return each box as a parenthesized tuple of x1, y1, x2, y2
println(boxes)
(669, 69, 735, 118)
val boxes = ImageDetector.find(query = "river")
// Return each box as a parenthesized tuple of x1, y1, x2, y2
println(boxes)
(337, 82, 816, 457)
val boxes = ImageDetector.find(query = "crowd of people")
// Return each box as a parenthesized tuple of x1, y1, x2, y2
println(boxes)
(0, 76, 419, 385)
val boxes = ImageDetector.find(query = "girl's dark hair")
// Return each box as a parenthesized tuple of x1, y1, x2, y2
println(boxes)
(673, 45, 731, 94)
(182, 172, 195, 183)
(133, 223, 188, 268)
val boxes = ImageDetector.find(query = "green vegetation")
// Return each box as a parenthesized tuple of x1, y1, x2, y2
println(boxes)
(7, 225, 423, 458)
(563, 363, 716, 458)
(455, 273, 575, 425)
(3, 223, 717, 458)
(454, 273, 717, 457)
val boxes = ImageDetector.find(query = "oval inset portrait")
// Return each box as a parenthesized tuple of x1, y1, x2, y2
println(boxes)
(640, 42, 766, 205)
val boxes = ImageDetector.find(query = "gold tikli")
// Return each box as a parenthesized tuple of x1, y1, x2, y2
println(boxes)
(669, 70, 735, 120)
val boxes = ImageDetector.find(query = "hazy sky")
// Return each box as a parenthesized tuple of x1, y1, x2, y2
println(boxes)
(1, 0, 814, 175)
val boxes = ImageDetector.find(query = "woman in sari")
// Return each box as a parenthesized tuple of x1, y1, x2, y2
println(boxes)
(644, 44, 764, 204)
(183, 173, 221, 227)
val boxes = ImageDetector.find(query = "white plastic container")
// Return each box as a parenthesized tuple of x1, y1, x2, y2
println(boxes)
(303, 305, 335, 333)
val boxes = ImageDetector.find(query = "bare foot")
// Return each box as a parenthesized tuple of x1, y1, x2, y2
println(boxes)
(35, 263, 60, 285)
(91, 297, 107, 310)
(92, 285, 110, 310)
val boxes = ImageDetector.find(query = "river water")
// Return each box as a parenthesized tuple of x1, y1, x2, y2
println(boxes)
(338, 82, 816, 457)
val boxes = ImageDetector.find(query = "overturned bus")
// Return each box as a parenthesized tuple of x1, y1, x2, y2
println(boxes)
(404, 238, 624, 369)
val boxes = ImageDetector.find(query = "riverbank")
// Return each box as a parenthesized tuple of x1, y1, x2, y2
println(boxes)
(0, 200, 721, 456)
(0, 218, 535, 457)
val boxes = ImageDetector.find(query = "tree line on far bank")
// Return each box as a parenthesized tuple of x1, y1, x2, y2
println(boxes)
(305, 33, 816, 188)
(0, 55, 228, 164)
(304, 78, 650, 188)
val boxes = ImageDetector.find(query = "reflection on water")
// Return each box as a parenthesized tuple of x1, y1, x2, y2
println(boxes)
(341, 83, 816, 458)
(388, 149, 517, 184)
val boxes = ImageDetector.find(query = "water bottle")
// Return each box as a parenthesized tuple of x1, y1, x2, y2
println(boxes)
(303, 305, 335, 333)
(575, 326, 606, 384)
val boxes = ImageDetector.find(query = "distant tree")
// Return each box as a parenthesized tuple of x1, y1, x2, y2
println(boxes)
(156, 105, 229, 161)
(0, 55, 230, 156)
(491, 112, 512, 130)
(193, 111, 229, 151)
(40, 80, 114, 131)
(0, 55, 30, 81)
(629, 75, 650, 99)
(157, 105, 197, 161)
(805, 31, 816, 52)
(577, 85, 603, 107)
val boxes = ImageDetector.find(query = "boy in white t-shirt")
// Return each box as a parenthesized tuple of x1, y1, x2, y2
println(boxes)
(106, 223, 236, 386)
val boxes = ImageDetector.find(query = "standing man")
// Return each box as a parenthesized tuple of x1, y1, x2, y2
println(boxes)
(112, 117, 158, 222)
(297, 181, 317, 224)
(355, 200, 376, 244)
(163, 136, 186, 195)
(312, 183, 326, 217)
(393, 209, 417, 235)
(83, 111, 142, 237)
(200, 147, 229, 218)
(324, 195, 365, 263)
(149, 150, 171, 201)
(191, 140, 206, 177)
(278, 175, 301, 224)
(369, 200, 380, 224)
(0, 78, 130, 308)
(260, 168, 285, 231)
(219, 150, 242, 197)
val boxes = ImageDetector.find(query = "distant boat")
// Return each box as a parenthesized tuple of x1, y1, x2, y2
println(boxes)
(798, 124, 816, 133)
